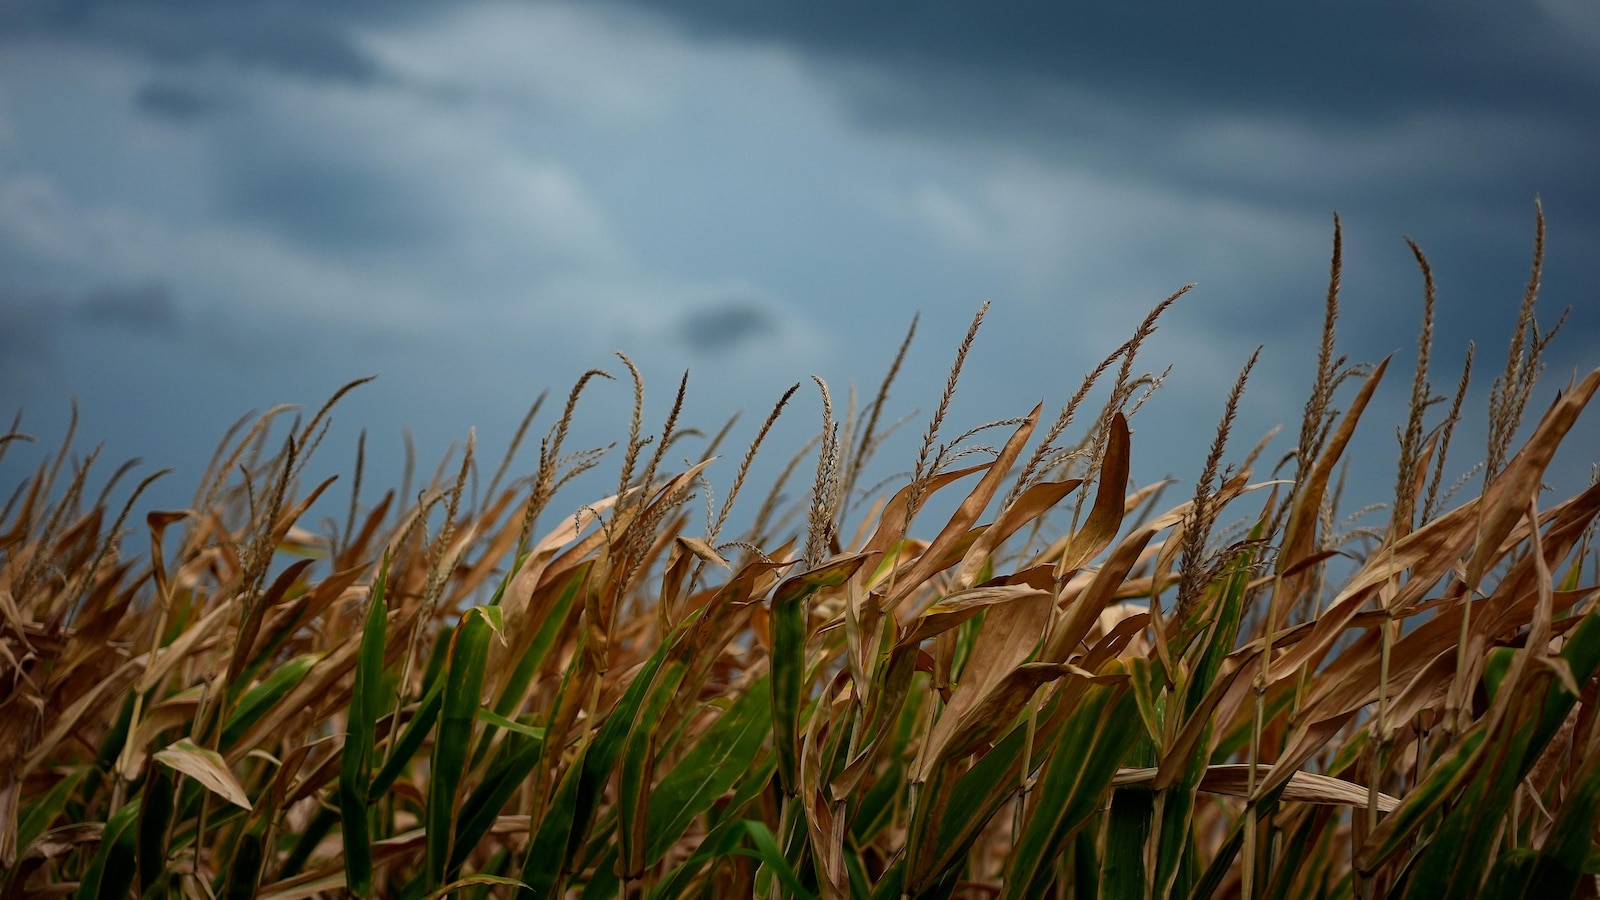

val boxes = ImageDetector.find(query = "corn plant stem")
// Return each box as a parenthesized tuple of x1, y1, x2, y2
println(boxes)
(776, 793, 796, 900)
(1451, 593, 1474, 735)
(1246, 573, 1285, 900)
(900, 619, 950, 899)
(1510, 790, 1522, 850)
(900, 781, 919, 900)
(114, 542, 182, 815)
(1243, 693, 1264, 900)
(1451, 502, 1491, 736)
(1015, 559, 1074, 845)
(907, 690, 946, 897)
(382, 506, 440, 772)
(581, 663, 605, 747)
(1369, 614, 1395, 835)
(526, 650, 577, 830)
(382, 644, 418, 774)
(111, 690, 144, 815)
(827, 800, 849, 900)
(1145, 790, 1165, 900)
(1361, 543, 1404, 898)
(1290, 558, 1331, 726)
(831, 702, 867, 891)
(1013, 701, 1041, 852)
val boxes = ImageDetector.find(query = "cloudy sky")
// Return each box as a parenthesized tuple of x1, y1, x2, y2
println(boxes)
(2, 1, 1598, 536)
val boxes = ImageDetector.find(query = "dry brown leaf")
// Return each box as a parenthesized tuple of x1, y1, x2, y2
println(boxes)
(155, 738, 252, 810)
(1114, 764, 1399, 811)
(1055, 412, 1131, 578)
(896, 584, 1053, 648)
(909, 586, 1053, 782)
(888, 405, 1041, 607)
(22, 654, 147, 777)
(1466, 368, 1600, 588)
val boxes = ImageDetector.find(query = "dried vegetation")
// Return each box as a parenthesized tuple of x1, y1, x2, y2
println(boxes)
(3, 209, 1600, 899)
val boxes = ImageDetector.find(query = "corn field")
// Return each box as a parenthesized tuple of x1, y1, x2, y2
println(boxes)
(3, 212, 1599, 898)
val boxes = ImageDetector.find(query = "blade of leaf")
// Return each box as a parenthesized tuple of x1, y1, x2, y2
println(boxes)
(339, 554, 389, 897)
(645, 676, 772, 864)
(426, 606, 493, 891)
(153, 739, 251, 810)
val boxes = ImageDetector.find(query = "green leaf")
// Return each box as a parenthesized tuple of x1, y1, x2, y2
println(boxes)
(1358, 726, 1487, 872)
(426, 606, 494, 891)
(476, 569, 583, 767)
(223, 829, 265, 900)
(1003, 676, 1140, 899)
(476, 709, 547, 740)
(137, 765, 175, 896)
(220, 652, 318, 750)
(452, 731, 547, 873)
(648, 815, 749, 900)
(18, 767, 90, 859)
(1104, 787, 1155, 899)
(581, 846, 620, 900)
(1104, 701, 1159, 900)
(869, 858, 906, 900)
(372, 678, 444, 799)
(1184, 530, 1258, 716)
(340, 554, 390, 897)
(916, 715, 1033, 887)
(771, 554, 875, 795)
(76, 799, 139, 900)
(1518, 741, 1600, 897)
(1482, 646, 1515, 704)
(646, 756, 774, 899)
(742, 820, 817, 900)
(1481, 849, 1542, 899)
(1153, 538, 1258, 898)
(1405, 612, 1600, 900)
(619, 660, 688, 880)
(645, 677, 772, 864)
(520, 742, 588, 899)
(424, 874, 529, 900)
(566, 625, 683, 864)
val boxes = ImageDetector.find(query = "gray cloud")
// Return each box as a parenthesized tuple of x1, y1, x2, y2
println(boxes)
(77, 282, 179, 330)
(134, 82, 228, 122)
(216, 156, 444, 253)
(0, 1, 388, 82)
(606, 1, 1600, 236)
(15, 0, 1596, 235)
(16, 0, 1594, 135)
(678, 300, 778, 354)
(0, 281, 182, 394)
(2, 0, 1597, 528)
(0, 282, 179, 352)
(0, 292, 58, 365)
(608, 1, 1600, 125)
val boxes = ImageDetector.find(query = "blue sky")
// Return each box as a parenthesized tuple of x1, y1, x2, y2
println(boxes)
(2, 1, 1598, 536)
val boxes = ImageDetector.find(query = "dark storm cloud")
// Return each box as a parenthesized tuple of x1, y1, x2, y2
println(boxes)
(0, 291, 58, 364)
(1, 282, 179, 332)
(0, 1, 389, 82)
(134, 82, 227, 122)
(610, 1, 1600, 123)
(679, 300, 777, 354)
(217, 157, 443, 253)
(77, 282, 179, 330)
(0, 282, 179, 388)
(609, 1, 1600, 220)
